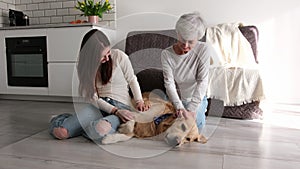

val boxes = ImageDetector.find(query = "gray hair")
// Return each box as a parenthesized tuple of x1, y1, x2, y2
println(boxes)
(175, 12, 206, 40)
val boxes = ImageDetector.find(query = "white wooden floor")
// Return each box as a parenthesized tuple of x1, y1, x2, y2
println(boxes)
(0, 99, 300, 169)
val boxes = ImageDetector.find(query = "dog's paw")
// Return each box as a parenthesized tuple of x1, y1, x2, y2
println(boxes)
(102, 133, 133, 144)
(198, 135, 207, 144)
(118, 120, 135, 134)
(144, 99, 151, 108)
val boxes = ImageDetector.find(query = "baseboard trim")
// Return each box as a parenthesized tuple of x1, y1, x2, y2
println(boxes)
(0, 94, 84, 103)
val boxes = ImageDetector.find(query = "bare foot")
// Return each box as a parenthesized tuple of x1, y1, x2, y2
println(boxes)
(53, 127, 69, 139)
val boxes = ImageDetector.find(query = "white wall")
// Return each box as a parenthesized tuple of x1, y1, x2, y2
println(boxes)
(116, 0, 300, 104)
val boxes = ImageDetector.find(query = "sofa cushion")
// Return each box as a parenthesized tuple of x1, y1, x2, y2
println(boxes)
(125, 30, 177, 56)
(129, 68, 180, 99)
(136, 68, 166, 94)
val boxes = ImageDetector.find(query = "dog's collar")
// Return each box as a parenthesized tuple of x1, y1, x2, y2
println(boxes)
(153, 113, 173, 125)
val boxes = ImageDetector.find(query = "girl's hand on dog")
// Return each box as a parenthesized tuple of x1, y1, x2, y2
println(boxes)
(176, 109, 196, 119)
(116, 109, 135, 122)
(136, 100, 151, 112)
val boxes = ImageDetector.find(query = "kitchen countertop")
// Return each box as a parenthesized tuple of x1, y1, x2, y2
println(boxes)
(0, 23, 115, 30)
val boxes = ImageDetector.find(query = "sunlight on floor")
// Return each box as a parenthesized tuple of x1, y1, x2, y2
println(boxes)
(255, 7, 300, 131)
(255, 100, 300, 130)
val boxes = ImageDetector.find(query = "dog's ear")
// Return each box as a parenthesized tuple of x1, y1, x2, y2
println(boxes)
(183, 121, 208, 144)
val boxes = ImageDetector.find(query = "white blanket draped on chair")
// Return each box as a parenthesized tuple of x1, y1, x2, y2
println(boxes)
(207, 67, 264, 106)
(205, 23, 265, 106)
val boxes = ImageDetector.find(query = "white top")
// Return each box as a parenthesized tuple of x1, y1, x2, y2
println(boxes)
(92, 49, 143, 113)
(161, 42, 213, 112)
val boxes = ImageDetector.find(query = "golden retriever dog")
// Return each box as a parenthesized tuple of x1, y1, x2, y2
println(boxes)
(102, 92, 207, 146)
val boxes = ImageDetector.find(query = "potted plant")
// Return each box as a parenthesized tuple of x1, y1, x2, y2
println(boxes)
(75, 0, 112, 23)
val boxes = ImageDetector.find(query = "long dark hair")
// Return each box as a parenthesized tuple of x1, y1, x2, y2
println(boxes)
(77, 29, 112, 99)
(98, 55, 113, 85)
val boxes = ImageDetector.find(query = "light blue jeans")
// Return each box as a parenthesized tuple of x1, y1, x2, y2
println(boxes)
(49, 97, 132, 142)
(182, 96, 208, 133)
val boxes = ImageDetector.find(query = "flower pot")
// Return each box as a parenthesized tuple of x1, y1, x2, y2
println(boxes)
(88, 16, 99, 24)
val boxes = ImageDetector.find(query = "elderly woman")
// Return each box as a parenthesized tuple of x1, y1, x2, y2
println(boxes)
(161, 12, 216, 132)
(49, 29, 149, 142)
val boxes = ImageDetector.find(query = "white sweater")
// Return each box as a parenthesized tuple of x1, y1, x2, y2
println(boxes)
(92, 49, 143, 113)
(161, 42, 213, 112)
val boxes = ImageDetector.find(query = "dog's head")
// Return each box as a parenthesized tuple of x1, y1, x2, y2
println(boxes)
(164, 118, 207, 146)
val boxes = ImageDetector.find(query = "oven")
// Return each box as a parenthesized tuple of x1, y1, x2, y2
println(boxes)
(5, 36, 48, 87)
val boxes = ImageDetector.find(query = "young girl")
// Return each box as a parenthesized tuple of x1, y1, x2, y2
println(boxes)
(49, 29, 149, 142)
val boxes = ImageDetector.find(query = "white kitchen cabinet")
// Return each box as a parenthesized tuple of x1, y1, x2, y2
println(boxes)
(48, 63, 79, 97)
(1, 29, 49, 96)
(0, 31, 7, 94)
(5, 86, 49, 95)
(0, 25, 116, 98)
(46, 27, 88, 96)
(46, 26, 116, 96)
(47, 26, 116, 62)
(47, 27, 89, 62)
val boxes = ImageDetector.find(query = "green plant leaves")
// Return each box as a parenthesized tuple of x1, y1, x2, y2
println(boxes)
(75, 0, 112, 18)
